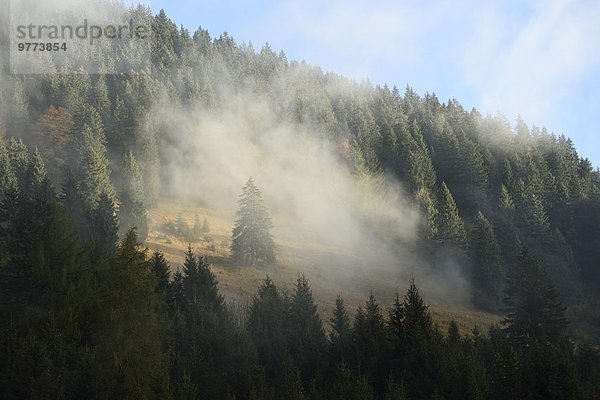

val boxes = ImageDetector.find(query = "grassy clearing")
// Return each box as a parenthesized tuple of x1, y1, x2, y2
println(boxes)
(145, 200, 501, 334)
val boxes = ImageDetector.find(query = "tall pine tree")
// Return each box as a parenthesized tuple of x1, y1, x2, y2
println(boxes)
(231, 177, 275, 265)
(502, 247, 568, 347)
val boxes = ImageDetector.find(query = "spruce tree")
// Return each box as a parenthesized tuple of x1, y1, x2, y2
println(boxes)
(180, 245, 224, 312)
(89, 229, 171, 398)
(436, 182, 466, 246)
(150, 250, 171, 295)
(0, 139, 16, 200)
(469, 211, 502, 310)
(89, 192, 119, 258)
(61, 170, 90, 242)
(513, 178, 549, 236)
(76, 107, 115, 210)
(118, 151, 148, 241)
(247, 277, 290, 379)
(501, 247, 568, 346)
(288, 275, 327, 381)
(8, 138, 29, 190)
(192, 213, 202, 238)
(417, 187, 439, 240)
(176, 213, 189, 238)
(499, 183, 515, 212)
(402, 279, 434, 341)
(201, 216, 210, 234)
(353, 293, 388, 391)
(393, 279, 443, 400)
(171, 246, 252, 398)
(330, 296, 353, 365)
(231, 177, 275, 265)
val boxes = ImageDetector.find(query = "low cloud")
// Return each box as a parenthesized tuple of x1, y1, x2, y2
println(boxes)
(150, 80, 471, 305)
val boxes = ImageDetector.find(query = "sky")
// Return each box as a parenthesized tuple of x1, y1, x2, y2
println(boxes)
(146, 0, 600, 166)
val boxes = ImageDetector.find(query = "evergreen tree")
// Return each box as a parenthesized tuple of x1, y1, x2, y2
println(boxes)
(152, 9, 179, 70)
(392, 280, 443, 400)
(329, 296, 353, 365)
(231, 177, 275, 265)
(417, 186, 439, 240)
(288, 275, 327, 382)
(62, 107, 117, 251)
(0, 196, 90, 399)
(89, 229, 171, 398)
(31, 106, 75, 184)
(201, 216, 210, 234)
(469, 211, 502, 310)
(171, 246, 255, 398)
(192, 213, 202, 238)
(247, 277, 290, 380)
(118, 151, 148, 241)
(501, 247, 568, 347)
(331, 362, 355, 400)
(0, 138, 16, 199)
(499, 183, 514, 212)
(176, 213, 189, 238)
(353, 293, 388, 391)
(180, 245, 224, 312)
(89, 192, 119, 258)
(61, 170, 91, 243)
(384, 376, 408, 400)
(513, 178, 549, 236)
(93, 75, 111, 123)
(150, 250, 171, 295)
(436, 182, 467, 246)
(402, 279, 434, 342)
(7, 138, 29, 189)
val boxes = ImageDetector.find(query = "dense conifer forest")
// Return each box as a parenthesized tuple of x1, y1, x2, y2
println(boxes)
(0, 3, 599, 399)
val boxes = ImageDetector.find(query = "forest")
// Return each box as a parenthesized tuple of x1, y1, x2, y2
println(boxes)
(0, 2, 599, 399)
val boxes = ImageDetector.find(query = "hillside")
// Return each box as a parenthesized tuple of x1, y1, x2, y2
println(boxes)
(145, 200, 501, 333)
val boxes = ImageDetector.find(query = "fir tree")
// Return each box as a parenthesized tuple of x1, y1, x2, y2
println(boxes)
(394, 279, 442, 400)
(180, 245, 224, 312)
(201, 216, 210, 234)
(176, 213, 189, 238)
(172, 246, 243, 398)
(7, 138, 29, 190)
(402, 279, 434, 341)
(499, 183, 514, 212)
(469, 211, 502, 310)
(288, 275, 327, 381)
(231, 177, 275, 265)
(513, 178, 549, 236)
(90, 229, 171, 398)
(76, 107, 115, 210)
(436, 182, 466, 246)
(0, 139, 16, 200)
(417, 186, 439, 240)
(501, 247, 568, 346)
(353, 293, 388, 391)
(247, 276, 290, 379)
(118, 151, 148, 241)
(89, 192, 119, 258)
(150, 250, 170, 295)
(330, 296, 353, 365)
(61, 170, 91, 243)
(192, 213, 202, 238)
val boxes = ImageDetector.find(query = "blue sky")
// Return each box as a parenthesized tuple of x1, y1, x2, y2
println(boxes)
(146, 0, 600, 166)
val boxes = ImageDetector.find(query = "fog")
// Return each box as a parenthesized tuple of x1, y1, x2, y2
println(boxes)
(147, 77, 472, 306)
